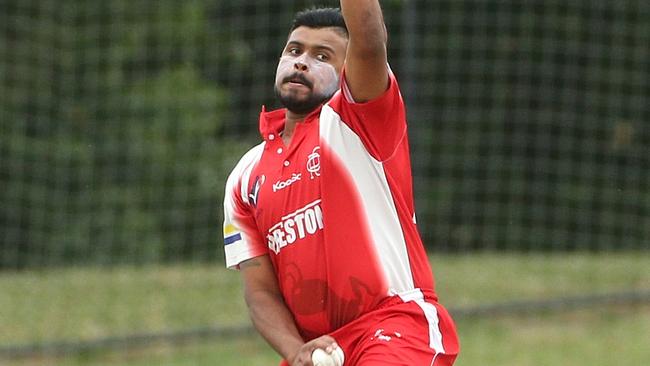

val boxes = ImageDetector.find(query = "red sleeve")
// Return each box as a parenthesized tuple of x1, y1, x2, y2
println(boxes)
(327, 68, 407, 162)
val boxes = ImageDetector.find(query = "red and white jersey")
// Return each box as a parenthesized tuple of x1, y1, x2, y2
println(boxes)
(223, 70, 437, 340)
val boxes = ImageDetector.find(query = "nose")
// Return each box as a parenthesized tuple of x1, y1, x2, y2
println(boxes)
(293, 53, 309, 72)
(294, 60, 308, 72)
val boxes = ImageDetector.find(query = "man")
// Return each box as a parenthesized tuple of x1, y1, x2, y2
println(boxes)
(223, 2, 459, 365)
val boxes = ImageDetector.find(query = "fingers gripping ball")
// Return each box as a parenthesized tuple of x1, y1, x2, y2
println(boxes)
(311, 347, 345, 366)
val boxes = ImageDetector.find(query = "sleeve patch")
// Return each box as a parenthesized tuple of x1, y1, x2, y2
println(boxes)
(223, 224, 242, 245)
(224, 233, 242, 245)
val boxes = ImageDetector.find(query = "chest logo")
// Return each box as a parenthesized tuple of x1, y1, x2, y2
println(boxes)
(273, 173, 301, 192)
(306, 146, 321, 179)
(267, 199, 324, 254)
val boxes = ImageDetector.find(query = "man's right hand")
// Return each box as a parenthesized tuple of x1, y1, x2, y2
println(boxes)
(289, 335, 339, 366)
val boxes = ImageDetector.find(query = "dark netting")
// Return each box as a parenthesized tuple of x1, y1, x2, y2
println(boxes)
(1, 0, 648, 269)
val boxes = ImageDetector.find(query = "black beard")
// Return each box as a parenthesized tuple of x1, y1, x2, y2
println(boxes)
(274, 85, 331, 114)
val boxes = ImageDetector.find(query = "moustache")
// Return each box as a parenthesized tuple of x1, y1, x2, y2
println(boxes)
(283, 73, 313, 89)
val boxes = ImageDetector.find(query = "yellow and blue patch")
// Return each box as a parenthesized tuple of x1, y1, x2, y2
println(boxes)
(223, 224, 242, 246)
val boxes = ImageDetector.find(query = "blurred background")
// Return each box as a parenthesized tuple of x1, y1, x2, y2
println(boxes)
(1, 0, 648, 365)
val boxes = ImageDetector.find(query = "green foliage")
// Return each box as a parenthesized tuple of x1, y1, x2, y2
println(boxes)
(0, 0, 249, 268)
(1, 1, 648, 268)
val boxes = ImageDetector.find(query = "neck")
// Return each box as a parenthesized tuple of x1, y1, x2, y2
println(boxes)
(282, 108, 315, 145)
(286, 109, 310, 124)
(282, 110, 304, 146)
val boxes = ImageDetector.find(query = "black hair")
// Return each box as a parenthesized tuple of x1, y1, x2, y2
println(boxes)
(290, 7, 348, 38)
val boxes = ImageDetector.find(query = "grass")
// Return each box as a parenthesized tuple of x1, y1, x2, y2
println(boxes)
(26, 306, 648, 366)
(1, 252, 649, 365)
(0, 264, 248, 344)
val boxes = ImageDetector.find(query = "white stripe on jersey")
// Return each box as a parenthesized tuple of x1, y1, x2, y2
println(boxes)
(319, 104, 415, 295)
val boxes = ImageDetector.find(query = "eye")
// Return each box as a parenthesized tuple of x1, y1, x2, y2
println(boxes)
(288, 48, 301, 56)
(316, 53, 329, 61)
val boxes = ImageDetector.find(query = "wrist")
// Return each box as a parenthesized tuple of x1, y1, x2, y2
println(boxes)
(283, 340, 305, 365)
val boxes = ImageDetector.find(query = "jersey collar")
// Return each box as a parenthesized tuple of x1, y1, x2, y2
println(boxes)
(258, 105, 323, 142)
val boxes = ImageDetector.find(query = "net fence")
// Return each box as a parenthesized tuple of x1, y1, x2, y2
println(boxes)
(2, 0, 649, 268)
(0, 0, 648, 358)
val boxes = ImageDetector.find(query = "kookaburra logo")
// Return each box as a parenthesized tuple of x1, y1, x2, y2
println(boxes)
(306, 146, 321, 179)
(273, 173, 301, 192)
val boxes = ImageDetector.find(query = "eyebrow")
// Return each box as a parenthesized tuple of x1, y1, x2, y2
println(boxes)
(286, 41, 336, 55)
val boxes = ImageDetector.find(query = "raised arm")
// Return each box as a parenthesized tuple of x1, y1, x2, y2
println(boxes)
(340, 0, 389, 102)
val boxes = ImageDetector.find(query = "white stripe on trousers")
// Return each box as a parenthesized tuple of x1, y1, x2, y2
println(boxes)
(398, 289, 446, 354)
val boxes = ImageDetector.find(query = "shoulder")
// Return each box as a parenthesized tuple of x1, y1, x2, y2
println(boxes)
(225, 142, 266, 200)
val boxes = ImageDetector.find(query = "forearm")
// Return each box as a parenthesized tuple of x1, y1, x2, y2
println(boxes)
(246, 288, 304, 362)
(339, 0, 389, 102)
(340, 0, 387, 50)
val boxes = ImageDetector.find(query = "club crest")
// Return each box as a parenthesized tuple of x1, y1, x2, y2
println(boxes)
(306, 146, 321, 179)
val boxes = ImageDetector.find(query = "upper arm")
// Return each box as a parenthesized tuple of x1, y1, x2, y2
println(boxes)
(340, 0, 389, 102)
(240, 255, 281, 301)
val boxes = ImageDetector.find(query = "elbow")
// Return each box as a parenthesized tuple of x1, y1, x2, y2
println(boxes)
(244, 287, 266, 308)
(244, 286, 282, 309)
(243, 289, 264, 320)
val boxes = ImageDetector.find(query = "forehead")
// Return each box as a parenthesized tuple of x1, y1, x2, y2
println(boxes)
(286, 26, 348, 54)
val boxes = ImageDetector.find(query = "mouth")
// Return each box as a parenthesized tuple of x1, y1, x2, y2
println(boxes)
(283, 74, 312, 89)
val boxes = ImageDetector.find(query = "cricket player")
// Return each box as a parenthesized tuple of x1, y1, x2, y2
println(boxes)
(223, 2, 459, 365)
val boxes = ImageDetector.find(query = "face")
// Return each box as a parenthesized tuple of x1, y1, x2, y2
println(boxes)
(274, 26, 348, 114)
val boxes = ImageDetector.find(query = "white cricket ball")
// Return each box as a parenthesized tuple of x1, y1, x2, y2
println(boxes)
(311, 347, 345, 366)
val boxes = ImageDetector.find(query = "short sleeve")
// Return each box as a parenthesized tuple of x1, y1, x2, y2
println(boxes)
(223, 146, 268, 269)
(329, 67, 407, 162)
